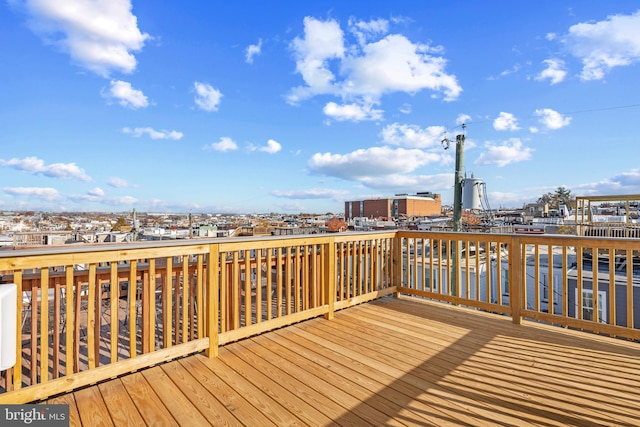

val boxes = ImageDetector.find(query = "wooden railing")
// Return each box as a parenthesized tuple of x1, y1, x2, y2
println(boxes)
(1, 230, 639, 403)
(397, 231, 640, 339)
(0, 233, 396, 403)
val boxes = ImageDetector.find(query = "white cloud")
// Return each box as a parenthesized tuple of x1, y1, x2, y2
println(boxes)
(107, 195, 138, 205)
(535, 59, 567, 84)
(206, 137, 238, 152)
(288, 17, 346, 103)
(348, 17, 389, 46)
(475, 138, 533, 167)
(493, 112, 520, 131)
(358, 173, 452, 192)
(399, 103, 412, 114)
(88, 187, 104, 197)
(123, 127, 183, 140)
(69, 187, 105, 202)
(0, 156, 91, 181)
(456, 114, 471, 126)
(546, 32, 557, 41)
(104, 80, 148, 109)
(259, 139, 282, 154)
(17, 0, 149, 77)
(574, 169, 640, 195)
(194, 81, 223, 112)
(380, 123, 446, 149)
(564, 10, 640, 80)
(245, 38, 262, 64)
(308, 146, 442, 180)
(323, 101, 383, 122)
(108, 177, 130, 188)
(288, 17, 461, 105)
(535, 108, 572, 130)
(342, 34, 461, 100)
(271, 188, 349, 199)
(499, 64, 521, 77)
(3, 186, 60, 201)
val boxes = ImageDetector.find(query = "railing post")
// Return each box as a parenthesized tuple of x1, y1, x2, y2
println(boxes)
(207, 244, 220, 358)
(324, 239, 336, 320)
(392, 234, 402, 297)
(509, 237, 522, 325)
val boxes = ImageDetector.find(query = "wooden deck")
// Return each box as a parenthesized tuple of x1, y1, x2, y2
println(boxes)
(45, 296, 640, 426)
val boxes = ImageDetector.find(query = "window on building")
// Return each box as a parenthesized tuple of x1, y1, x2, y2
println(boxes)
(575, 289, 607, 323)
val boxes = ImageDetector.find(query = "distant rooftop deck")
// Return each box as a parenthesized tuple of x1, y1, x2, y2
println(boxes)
(46, 297, 640, 426)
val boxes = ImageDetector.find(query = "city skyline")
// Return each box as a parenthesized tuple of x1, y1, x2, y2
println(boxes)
(1, 1, 640, 214)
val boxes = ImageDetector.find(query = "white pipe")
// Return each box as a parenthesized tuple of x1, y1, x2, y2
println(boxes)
(0, 283, 17, 370)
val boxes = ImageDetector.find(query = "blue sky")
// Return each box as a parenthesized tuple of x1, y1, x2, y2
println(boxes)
(1, 1, 640, 214)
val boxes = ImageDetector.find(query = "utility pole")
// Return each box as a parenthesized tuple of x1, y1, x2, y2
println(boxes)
(442, 124, 466, 297)
(452, 127, 465, 232)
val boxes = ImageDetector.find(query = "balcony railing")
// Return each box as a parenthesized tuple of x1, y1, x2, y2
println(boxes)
(1, 230, 639, 403)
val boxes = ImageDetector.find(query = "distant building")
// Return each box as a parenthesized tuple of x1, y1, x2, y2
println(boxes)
(345, 192, 442, 220)
(13, 231, 73, 247)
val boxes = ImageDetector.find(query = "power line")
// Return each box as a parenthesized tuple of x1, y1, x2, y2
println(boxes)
(447, 103, 640, 131)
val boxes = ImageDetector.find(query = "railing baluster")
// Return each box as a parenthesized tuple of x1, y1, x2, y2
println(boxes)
(197, 254, 204, 339)
(164, 257, 172, 349)
(87, 264, 96, 369)
(181, 256, 188, 342)
(13, 270, 23, 390)
(110, 263, 118, 363)
(609, 248, 615, 326)
(128, 260, 138, 358)
(627, 248, 634, 328)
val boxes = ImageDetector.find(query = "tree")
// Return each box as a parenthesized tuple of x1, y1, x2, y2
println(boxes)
(554, 186, 574, 209)
(537, 187, 575, 209)
(111, 216, 128, 231)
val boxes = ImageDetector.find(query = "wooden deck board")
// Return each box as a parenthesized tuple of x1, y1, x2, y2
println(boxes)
(180, 354, 280, 427)
(74, 385, 115, 426)
(232, 339, 369, 427)
(219, 345, 337, 426)
(316, 307, 594, 426)
(97, 379, 146, 427)
(47, 296, 640, 426)
(47, 392, 81, 427)
(141, 365, 212, 426)
(119, 372, 179, 426)
(162, 359, 243, 427)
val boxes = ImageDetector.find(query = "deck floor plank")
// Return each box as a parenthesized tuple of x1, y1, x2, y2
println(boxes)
(315, 308, 587, 426)
(73, 384, 115, 426)
(180, 354, 280, 427)
(97, 379, 146, 427)
(47, 391, 81, 427)
(141, 365, 212, 426)
(188, 354, 304, 427)
(288, 319, 536, 427)
(249, 332, 402, 426)
(280, 316, 517, 427)
(219, 345, 337, 426)
(162, 359, 244, 427)
(269, 324, 475, 427)
(361, 298, 640, 425)
(40, 296, 640, 427)
(119, 371, 179, 426)
(232, 339, 370, 427)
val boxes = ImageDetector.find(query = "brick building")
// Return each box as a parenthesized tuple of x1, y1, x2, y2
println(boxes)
(345, 192, 442, 220)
